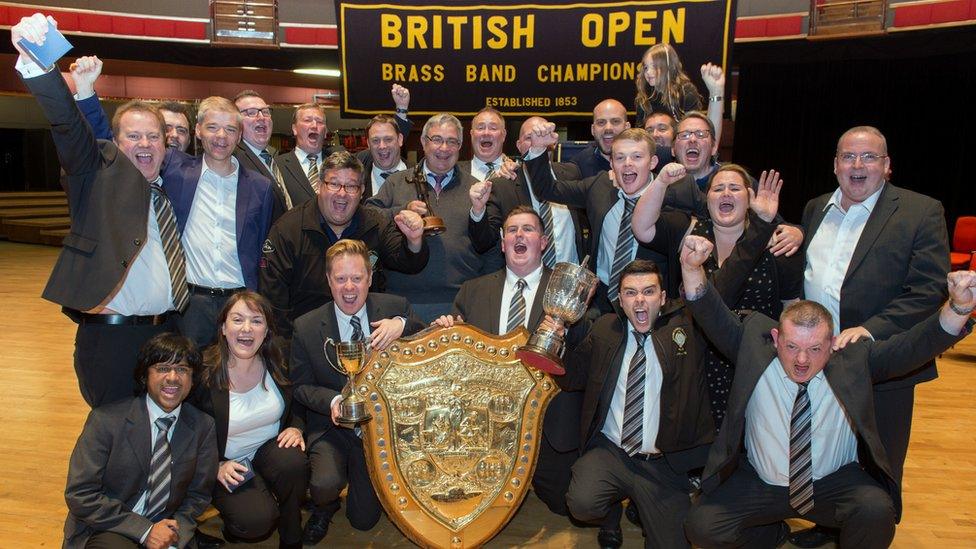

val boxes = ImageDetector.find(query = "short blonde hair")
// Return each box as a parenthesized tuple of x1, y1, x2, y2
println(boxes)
(196, 96, 241, 128)
(325, 239, 371, 273)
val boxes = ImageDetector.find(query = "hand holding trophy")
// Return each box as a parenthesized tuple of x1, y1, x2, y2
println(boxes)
(323, 338, 371, 425)
(516, 256, 597, 375)
(408, 163, 446, 236)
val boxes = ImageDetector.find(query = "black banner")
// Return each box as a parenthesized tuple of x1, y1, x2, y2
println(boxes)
(336, 0, 736, 117)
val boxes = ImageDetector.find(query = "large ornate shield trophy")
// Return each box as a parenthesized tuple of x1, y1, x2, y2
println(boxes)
(353, 324, 559, 548)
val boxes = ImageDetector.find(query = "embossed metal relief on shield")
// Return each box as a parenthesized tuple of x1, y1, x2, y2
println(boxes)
(354, 324, 559, 548)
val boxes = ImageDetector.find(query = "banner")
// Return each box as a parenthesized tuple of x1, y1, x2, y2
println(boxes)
(336, 0, 736, 117)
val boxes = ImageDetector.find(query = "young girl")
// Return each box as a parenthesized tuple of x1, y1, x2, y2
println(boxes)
(635, 44, 725, 140)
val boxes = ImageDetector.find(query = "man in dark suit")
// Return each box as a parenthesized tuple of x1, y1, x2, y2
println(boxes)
(14, 14, 185, 407)
(433, 206, 585, 516)
(679, 236, 974, 549)
(456, 107, 508, 181)
(357, 84, 414, 199)
(233, 90, 292, 223)
(557, 258, 714, 549)
(276, 103, 346, 207)
(568, 99, 631, 178)
(63, 333, 218, 548)
(260, 151, 429, 340)
(289, 239, 425, 544)
(468, 116, 586, 267)
(791, 125, 952, 547)
(161, 96, 275, 348)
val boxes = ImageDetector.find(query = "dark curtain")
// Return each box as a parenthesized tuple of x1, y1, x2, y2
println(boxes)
(731, 26, 976, 235)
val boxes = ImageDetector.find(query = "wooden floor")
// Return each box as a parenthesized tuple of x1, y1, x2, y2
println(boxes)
(2, 240, 974, 547)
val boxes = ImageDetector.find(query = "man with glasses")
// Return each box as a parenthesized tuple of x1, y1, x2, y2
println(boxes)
(260, 151, 428, 340)
(673, 112, 720, 191)
(789, 126, 950, 548)
(365, 113, 502, 321)
(233, 90, 292, 222)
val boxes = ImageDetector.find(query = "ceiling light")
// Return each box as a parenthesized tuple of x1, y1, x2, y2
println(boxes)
(294, 68, 341, 77)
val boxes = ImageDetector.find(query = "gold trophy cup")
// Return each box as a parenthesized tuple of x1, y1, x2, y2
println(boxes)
(324, 338, 371, 425)
(516, 258, 598, 375)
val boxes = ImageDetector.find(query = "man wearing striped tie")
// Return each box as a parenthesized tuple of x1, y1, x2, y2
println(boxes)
(555, 258, 715, 549)
(680, 235, 976, 549)
(63, 333, 217, 548)
(13, 14, 188, 408)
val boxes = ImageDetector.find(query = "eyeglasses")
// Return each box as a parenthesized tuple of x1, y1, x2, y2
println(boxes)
(323, 181, 363, 194)
(836, 152, 887, 165)
(151, 364, 192, 377)
(676, 129, 712, 141)
(239, 107, 272, 118)
(425, 135, 461, 149)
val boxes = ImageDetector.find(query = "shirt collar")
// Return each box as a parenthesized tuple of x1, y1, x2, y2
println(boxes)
(372, 160, 406, 177)
(773, 357, 827, 387)
(824, 182, 885, 215)
(333, 302, 367, 325)
(423, 162, 455, 185)
(243, 139, 268, 158)
(145, 393, 182, 425)
(296, 148, 320, 164)
(504, 264, 544, 290)
(473, 155, 504, 172)
(201, 155, 240, 179)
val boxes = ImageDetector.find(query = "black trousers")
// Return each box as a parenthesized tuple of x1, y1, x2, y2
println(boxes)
(213, 438, 307, 544)
(567, 434, 693, 549)
(308, 428, 382, 530)
(179, 293, 234, 349)
(85, 531, 200, 548)
(532, 433, 577, 516)
(74, 318, 177, 407)
(684, 461, 896, 549)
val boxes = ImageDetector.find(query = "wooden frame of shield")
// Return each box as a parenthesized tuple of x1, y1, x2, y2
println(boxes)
(352, 323, 559, 548)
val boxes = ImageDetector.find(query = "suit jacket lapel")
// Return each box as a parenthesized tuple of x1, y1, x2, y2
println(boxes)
(168, 407, 195, 466)
(235, 169, 251, 246)
(487, 271, 505, 334)
(527, 268, 551, 330)
(844, 185, 898, 285)
(124, 397, 152, 479)
(282, 154, 314, 202)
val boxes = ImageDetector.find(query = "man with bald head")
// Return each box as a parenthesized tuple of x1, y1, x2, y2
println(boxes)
(570, 99, 631, 178)
(468, 116, 585, 267)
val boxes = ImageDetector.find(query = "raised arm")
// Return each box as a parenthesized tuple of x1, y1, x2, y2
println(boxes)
(681, 236, 747, 360)
(522, 120, 592, 208)
(632, 162, 689, 242)
(701, 63, 725, 144)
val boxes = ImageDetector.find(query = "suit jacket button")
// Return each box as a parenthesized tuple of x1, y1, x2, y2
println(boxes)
(121, 260, 128, 268)
(133, 238, 141, 246)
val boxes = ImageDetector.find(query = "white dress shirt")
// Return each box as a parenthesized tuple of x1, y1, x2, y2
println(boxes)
(745, 359, 858, 486)
(804, 185, 884, 334)
(602, 325, 663, 454)
(597, 186, 649, 286)
(470, 155, 505, 181)
(371, 160, 407, 195)
(334, 303, 372, 342)
(523, 168, 578, 264)
(183, 157, 245, 289)
(225, 370, 285, 461)
(498, 265, 544, 331)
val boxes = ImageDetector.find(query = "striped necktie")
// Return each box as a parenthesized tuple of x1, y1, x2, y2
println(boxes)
(506, 279, 527, 333)
(306, 153, 319, 192)
(538, 200, 558, 268)
(607, 197, 638, 302)
(620, 331, 648, 456)
(350, 315, 365, 342)
(144, 416, 175, 521)
(789, 381, 815, 515)
(484, 161, 496, 180)
(150, 184, 189, 313)
(260, 150, 293, 209)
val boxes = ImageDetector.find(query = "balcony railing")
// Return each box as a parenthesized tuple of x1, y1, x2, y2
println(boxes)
(211, 1, 277, 47)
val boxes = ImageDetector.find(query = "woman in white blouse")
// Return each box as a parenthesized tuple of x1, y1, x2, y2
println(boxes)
(193, 291, 307, 548)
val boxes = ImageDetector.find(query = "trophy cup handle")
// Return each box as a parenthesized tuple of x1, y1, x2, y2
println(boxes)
(323, 337, 345, 376)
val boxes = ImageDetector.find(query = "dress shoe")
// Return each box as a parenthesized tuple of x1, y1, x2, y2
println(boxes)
(774, 521, 791, 548)
(302, 508, 334, 545)
(788, 525, 838, 548)
(624, 502, 643, 529)
(194, 530, 224, 549)
(597, 527, 623, 549)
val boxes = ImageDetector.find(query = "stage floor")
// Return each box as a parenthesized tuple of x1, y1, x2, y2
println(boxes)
(2, 241, 974, 547)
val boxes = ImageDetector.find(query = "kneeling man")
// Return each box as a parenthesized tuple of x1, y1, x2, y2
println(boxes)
(289, 239, 425, 544)
(680, 235, 975, 549)
(63, 333, 217, 548)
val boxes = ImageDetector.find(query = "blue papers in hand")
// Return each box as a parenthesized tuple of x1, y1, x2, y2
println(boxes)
(18, 25, 72, 72)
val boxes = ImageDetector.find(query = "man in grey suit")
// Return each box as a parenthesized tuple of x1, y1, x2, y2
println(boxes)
(679, 236, 974, 549)
(63, 333, 218, 548)
(289, 239, 425, 544)
(792, 126, 950, 547)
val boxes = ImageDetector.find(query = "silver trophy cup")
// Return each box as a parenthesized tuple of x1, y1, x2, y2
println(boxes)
(323, 338, 371, 425)
(516, 260, 598, 375)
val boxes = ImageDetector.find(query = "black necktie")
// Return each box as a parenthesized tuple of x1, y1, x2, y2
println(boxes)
(621, 331, 648, 456)
(380, 171, 392, 180)
(789, 381, 814, 515)
(144, 416, 175, 521)
(150, 183, 189, 313)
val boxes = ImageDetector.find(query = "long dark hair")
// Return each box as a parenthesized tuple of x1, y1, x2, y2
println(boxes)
(201, 290, 289, 391)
